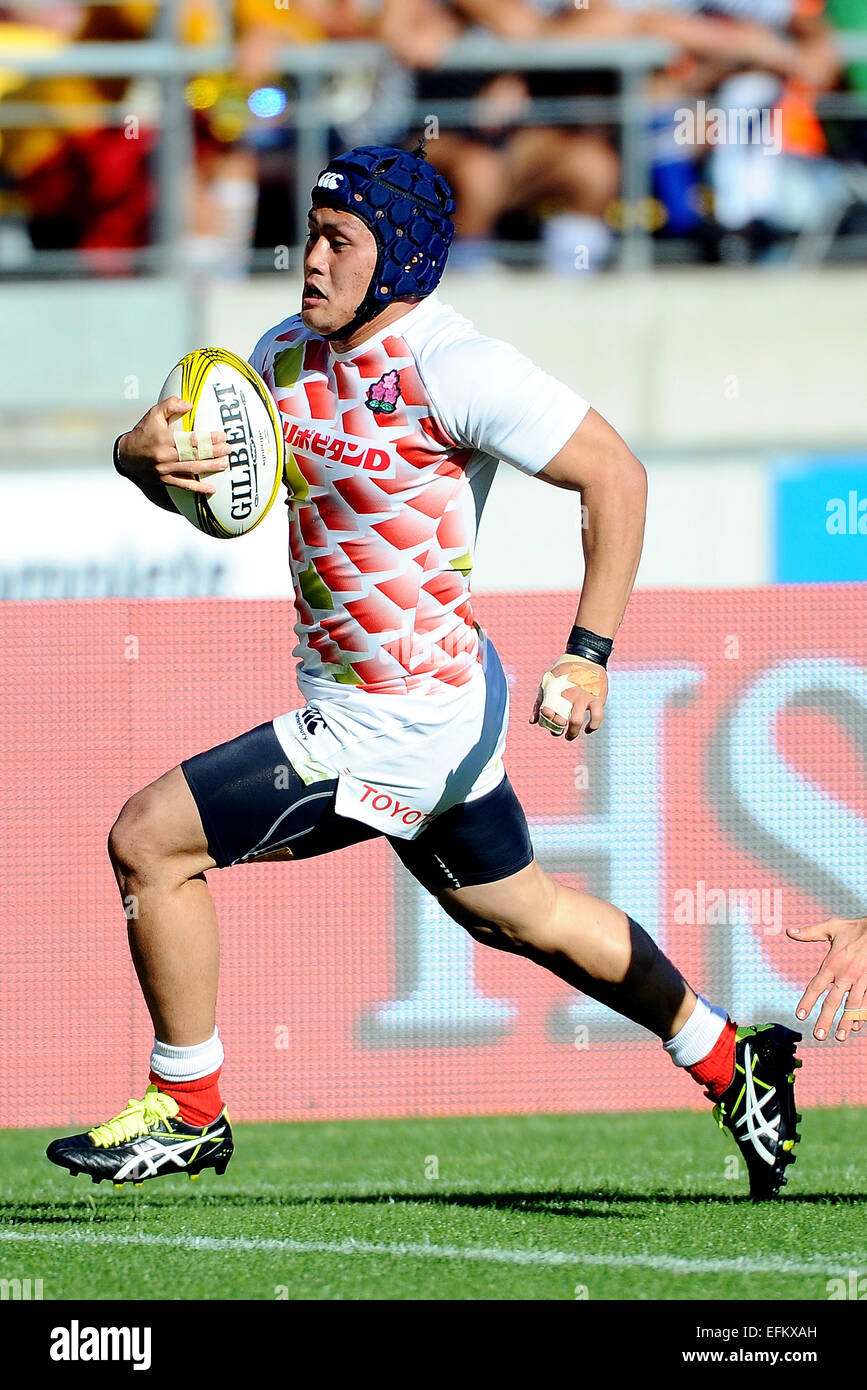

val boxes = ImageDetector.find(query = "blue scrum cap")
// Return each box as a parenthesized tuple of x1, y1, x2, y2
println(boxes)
(310, 143, 456, 335)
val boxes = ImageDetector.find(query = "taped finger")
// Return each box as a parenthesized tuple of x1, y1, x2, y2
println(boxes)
(174, 430, 195, 463)
(193, 430, 216, 460)
(539, 668, 575, 727)
(538, 709, 567, 736)
(173, 429, 217, 464)
(841, 980, 867, 1026)
(565, 662, 605, 699)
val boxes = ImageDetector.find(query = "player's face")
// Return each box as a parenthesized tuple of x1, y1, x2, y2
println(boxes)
(302, 207, 378, 336)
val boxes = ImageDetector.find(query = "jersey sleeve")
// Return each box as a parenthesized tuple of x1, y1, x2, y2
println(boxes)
(248, 327, 274, 384)
(248, 314, 304, 387)
(416, 329, 591, 475)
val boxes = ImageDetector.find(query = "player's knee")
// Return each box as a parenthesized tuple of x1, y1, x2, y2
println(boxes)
(108, 787, 175, 882)
(457, 913, 514, 951)
(444, 872, 559, 953)
(465, 911, 549, 954)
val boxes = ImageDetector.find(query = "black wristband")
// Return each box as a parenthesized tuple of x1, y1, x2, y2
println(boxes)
(565, 625, 613, 668)
(112, 435, 129, 479)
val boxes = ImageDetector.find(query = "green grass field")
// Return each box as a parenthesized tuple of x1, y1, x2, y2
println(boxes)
(1, 1108, 864, 1301)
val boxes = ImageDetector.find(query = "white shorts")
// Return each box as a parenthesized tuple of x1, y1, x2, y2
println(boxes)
(272, 633, 509, 840)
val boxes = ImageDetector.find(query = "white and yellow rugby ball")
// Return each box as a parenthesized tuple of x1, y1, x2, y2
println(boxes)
(159, 347, 284, 538)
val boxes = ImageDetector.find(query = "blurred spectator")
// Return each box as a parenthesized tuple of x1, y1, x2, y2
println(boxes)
(380, 0, 623, 273)
(190, 0, 381, 272)
(0, 2, 378, 272)
(602, 0, 846, 259)
(0, 4, 158, 266)
(381, 0, 851, 266)
(0, 0, 860, 271)
(234, 0, 373, 82)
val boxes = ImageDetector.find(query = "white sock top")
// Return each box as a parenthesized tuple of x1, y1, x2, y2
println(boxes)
(663, 996, 728, 1069)
(150, 1027, 224, 1083)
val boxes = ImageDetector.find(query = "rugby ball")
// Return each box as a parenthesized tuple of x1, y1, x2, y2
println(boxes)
(158, 347, 284, 538)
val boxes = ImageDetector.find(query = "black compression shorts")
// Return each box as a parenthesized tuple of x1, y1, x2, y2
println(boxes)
(180, 720, 534, 892)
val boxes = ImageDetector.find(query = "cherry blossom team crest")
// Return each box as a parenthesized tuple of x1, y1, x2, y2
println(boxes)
(365, 369, 401, 414)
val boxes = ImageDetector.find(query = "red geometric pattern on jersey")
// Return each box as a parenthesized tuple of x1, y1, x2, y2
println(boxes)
(355, 351, 386, 378)
(334, 362, 357, 401)
(437, 509, 467, 549)
(279, 392, 307, 421)
(333, 474, 391, 515)
(342, 401, 409, 436)
(396, 364, 428, 407)
(288, 517, 306, 567)
(420, 413, 458, 451)
(382, 335, 410, 358)
(299, 507, 330, 550)
(259, 319, 481, 693)
(303, 339, 329, 374)
(372, 511, 434, 549)
(304, 379, 337, 420)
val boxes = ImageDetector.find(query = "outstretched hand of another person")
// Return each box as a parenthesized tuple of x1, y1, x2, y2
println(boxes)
(787, 916, 867, 1041)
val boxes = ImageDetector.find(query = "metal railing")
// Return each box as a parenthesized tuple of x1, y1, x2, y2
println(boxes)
(2, 25, 867, 275)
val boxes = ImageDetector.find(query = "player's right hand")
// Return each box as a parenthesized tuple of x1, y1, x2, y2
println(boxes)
(116, 398, 231, 496)
(530, 655, 608, 740)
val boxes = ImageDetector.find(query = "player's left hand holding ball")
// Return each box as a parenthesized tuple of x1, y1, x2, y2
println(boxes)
(116, 397, 230, 496)
(531, 655, 609, 740)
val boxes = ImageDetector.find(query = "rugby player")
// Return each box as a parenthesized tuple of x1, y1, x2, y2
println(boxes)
(47, 145, 801, 1198)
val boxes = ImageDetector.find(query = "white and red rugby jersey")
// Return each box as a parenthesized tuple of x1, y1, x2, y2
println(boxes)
(250, 293, 590, 836)
(249, 292, 589, 699)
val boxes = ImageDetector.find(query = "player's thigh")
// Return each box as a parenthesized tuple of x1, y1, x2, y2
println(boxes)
(178, 718, 379, 868)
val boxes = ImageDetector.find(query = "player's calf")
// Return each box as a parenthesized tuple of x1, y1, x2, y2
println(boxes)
(104, 766, 226, 1127)
(439, 863, 802, 1199)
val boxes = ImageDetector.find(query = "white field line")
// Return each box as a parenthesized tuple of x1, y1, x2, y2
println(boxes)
(0, 1227, 864, 1276)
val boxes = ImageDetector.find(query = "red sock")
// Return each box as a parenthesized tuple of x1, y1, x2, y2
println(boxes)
(149, 1067, 224, 1127)
(686, 1018, 737, 1101)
